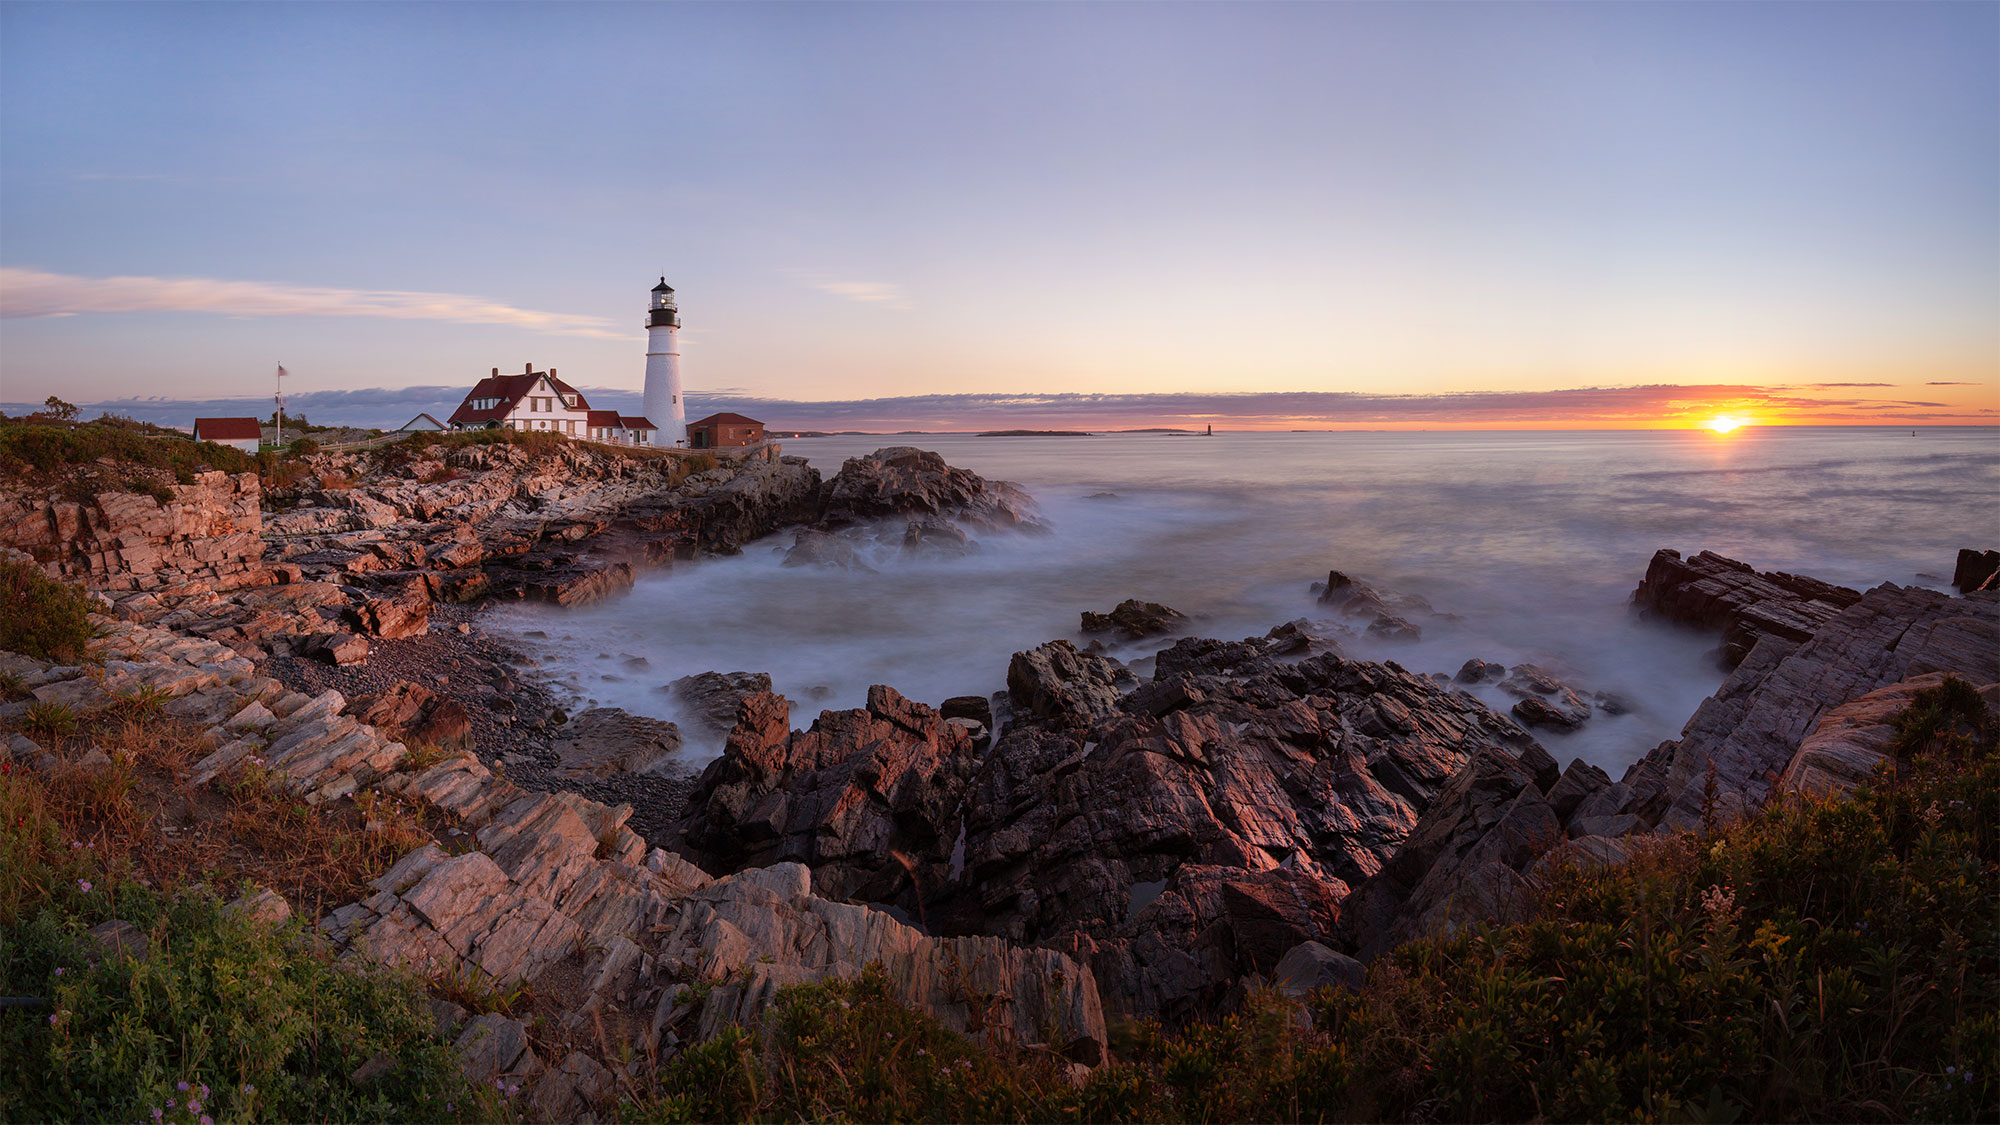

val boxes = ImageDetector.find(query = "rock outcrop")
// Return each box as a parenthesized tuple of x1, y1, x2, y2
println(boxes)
(673, 686, 980, 908)
(1955, 548, 2000, 593)
(1622, 581, 1998, 830)
(1633, 548, 1863, 667)
(3, 614, 1108, 1111)
(819, 446, 1041, 532)
(0, 470, 267, 592)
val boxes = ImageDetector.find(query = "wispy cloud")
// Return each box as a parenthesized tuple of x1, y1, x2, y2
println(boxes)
(1804, 382, 1895, 388)
(1926, 381, 1982, 386)
(801, 278, 911, 310)
(0, 267, 630, 338)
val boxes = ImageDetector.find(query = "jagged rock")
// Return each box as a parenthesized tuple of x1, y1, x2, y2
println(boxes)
(0, 471, 267, 593)
(550, 708, 683, 779)
(1340, 746, 1563, 961)
(938, 650, 1544, 1019)
(1273, 940, 1366, 999)
(673, 687, 978, 907)
(1456, 659, 1505, 684)
(1544, 759, 1610, 822)
(668, 671, 774, 731)
(1955, 548, 2000, 593)
(820, 447, 1041, 531)
(1007, 640, 1129, 728)
(1621, 583, 1999, 831)
(1081, 599, 1188, 640)
(1633, 548, 1863, 668)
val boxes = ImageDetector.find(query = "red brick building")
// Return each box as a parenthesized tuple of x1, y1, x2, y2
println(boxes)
(685, 412, 765, 449)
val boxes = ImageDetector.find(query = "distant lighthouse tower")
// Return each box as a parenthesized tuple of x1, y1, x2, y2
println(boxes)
(642, 277, 686, 447)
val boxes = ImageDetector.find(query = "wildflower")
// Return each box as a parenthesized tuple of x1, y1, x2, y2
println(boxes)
(241, 1084, 255, 1095)
(177, 1083, 190, 1093)
(1949, 1067, 1958, 1075)
(53, 967, 63, 976)
(78, 880, 92, 892)
(151, 1109, 163, 1122)
(198, 1085, 209, 1100)
(48, 1013, 57, 1025)
(200, 1116, 214, 1125)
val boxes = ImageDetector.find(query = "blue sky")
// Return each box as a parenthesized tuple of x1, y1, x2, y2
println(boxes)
(2, 2, 1995, 428)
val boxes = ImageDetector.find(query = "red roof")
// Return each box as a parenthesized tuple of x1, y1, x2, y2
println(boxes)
(688, 412, 763, 428)
(585, 410, 622, 427)
(193, 417, 262, 441)
(447, 371, 591, 426)
(619, 416, 656, 431)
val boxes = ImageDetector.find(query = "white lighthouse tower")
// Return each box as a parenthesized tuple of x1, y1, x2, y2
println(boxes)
(642, 277, 686, 447)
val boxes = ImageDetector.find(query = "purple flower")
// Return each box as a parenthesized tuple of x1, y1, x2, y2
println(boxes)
(200, 1116, 213, 1125)
(53, 967, 63, 976)
(177, 1082, 189, 1093)
(151, 1109, 164, 1122)
(77, 880, 92, 892)
(48, 1013, 57, 1025)
(197, 1085, 208, 1100)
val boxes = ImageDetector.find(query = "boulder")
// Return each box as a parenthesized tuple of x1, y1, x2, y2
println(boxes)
(1081, 599, 1189, 640)
(1456, 659, 1506, 684)
(1954, 548, 2000, 593)
(349, 592, 430, 640)
(345, 682, 474, 752)
(1273, 940, 1366, 1000)
(668, 671, 775, 731)
(1778, 672, 2000, 800)
(550, 708, 684, 779)
(302, 632, 368, 666)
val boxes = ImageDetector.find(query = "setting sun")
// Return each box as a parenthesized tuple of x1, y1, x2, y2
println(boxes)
(1705, 415, 1744, 434)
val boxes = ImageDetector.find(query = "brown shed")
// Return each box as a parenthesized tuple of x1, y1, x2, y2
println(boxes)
(686, 412, 765, 449)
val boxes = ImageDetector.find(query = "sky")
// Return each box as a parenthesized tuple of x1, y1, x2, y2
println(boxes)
(1, 1, 1995, 431)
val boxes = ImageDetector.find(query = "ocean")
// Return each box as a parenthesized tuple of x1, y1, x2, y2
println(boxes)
(484, 426, 1999, 775)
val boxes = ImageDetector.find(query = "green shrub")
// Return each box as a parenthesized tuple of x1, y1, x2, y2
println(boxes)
(0, 559, 98, 662)
(0, 885, 481, 1123)
(0, 418, 253, 477)
(1313, 676, 1999, 1124)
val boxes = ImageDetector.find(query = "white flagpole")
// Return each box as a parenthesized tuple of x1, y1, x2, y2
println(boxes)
(275, 364, 287, 448)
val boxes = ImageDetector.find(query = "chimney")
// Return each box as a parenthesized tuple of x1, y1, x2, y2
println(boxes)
(525, 363, 533, 374)
(492, 368, 498, 377)
(549, 368, 557, 378)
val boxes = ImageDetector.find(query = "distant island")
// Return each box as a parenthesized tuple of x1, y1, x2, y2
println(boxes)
(975, 429, 1095, 437)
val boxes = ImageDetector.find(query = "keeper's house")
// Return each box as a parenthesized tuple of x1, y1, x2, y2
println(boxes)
(448, 364, 657, 445)
(686, 412, 765, 449)
(192, 417, 263, 455)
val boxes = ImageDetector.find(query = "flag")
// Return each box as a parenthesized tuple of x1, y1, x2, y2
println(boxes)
(276, 364, 287, 379)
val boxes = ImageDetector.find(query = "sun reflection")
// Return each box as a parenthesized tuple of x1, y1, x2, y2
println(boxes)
(1704, 415, 1744, 434)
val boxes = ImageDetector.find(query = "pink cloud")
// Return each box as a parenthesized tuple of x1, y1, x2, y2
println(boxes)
(0, 267, 630, 339)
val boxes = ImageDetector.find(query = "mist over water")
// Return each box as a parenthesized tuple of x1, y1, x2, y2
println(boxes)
(486, 427, 1999, 776)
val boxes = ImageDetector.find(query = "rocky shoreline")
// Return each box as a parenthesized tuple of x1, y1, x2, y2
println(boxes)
(3, 429, 1995, 1119)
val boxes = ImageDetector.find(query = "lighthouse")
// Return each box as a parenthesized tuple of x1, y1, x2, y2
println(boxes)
(642, 277, 686, 447)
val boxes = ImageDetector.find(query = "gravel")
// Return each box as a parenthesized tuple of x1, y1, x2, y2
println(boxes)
(259, 601, 699, 846)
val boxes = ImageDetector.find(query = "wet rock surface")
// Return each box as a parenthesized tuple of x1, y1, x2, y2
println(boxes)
(819, 446, 1042, 532)
(667, 670, 774, 732)
(1081, 599, 1189, 640)
(1633, 548, 1863, 668)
